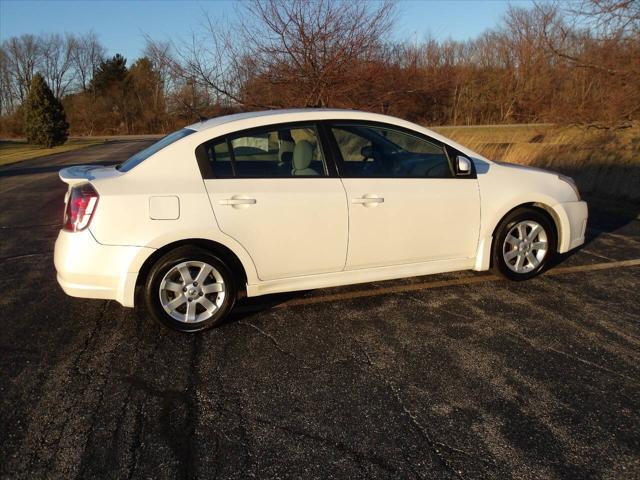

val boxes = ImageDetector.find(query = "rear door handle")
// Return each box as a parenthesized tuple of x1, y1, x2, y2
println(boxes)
(352, 195, 384, 206)
(218, 197, 257, 207)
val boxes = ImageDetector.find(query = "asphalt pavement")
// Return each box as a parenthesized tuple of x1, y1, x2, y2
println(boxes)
(1, 140, 639, 479)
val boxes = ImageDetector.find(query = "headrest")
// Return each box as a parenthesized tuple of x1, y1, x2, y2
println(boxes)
(293, 140, 313, 170)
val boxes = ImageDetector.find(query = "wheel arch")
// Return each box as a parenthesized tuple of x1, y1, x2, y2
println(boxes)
(474, 201, 561, 271)
(135, 238, 249, 294)
(493, 202, 561, 244)
(490, 203, 560, 265)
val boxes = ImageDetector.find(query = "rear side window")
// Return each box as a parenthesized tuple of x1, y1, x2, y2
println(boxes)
(204, 139, 233, 177)
(331, 124, 453, 178)
(118, 128, 195, 172)
(197, 124, 327, 178)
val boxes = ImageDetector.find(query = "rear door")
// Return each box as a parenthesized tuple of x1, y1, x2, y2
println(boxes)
(328, 122, 480, 270)
(199, 122, 348, 281)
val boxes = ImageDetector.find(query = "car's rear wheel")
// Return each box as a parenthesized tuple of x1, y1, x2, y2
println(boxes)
(144, 246, 236, 332)
(492, 208, 556, 281)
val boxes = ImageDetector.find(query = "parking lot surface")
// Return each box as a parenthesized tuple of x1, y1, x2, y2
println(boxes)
(1, 140, 639, 479)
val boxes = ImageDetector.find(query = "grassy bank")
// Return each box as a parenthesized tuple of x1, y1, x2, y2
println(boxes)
(432, 123, 640, 204)
(0, 138, 105, 166)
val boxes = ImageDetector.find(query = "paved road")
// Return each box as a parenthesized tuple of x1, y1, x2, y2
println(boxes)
(1, 141, 639, 479)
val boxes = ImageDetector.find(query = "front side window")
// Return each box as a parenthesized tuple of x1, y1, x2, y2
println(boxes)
(118, 128, 195, 172)
(200, 124, 327, 178)
(331, 124, 453, 178)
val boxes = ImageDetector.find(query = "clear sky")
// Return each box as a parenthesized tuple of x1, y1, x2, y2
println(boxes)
(1, 0, 534, 62)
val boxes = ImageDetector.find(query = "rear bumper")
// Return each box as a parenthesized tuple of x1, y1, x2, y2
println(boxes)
(54, 229, 154, 307)
(553, 200, 588, 253)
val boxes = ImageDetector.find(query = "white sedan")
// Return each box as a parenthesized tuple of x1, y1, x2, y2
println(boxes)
(54, 109, 588, 332)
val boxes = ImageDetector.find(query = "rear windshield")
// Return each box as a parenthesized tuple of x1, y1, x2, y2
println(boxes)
(118, 128, 195, 172)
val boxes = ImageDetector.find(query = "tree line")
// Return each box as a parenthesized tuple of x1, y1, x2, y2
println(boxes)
(1, 0, 638, 138)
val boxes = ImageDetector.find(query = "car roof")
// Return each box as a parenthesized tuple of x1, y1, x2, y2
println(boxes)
(186, 108, 410, 132)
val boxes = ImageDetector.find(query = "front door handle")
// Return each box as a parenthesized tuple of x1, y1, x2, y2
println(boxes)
(218, 196, 257, 208)
(352, 195, 384, 206)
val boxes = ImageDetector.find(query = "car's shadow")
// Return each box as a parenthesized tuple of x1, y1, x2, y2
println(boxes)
(227, 291, 302, 323)
(583, 202, 639, 245)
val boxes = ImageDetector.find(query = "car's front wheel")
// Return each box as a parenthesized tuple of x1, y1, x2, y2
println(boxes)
(492, 208, 556, 281)
(144, 246, 237, 332)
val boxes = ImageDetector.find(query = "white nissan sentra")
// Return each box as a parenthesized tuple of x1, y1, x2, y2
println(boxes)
(54, 109, 588, 332)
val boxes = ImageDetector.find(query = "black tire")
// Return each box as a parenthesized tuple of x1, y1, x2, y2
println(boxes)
(144, 246, 237, 333)
(492, 207, 557, 281)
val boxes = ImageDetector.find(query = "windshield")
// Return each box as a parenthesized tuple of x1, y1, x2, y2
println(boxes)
(118, 128, 195, 172)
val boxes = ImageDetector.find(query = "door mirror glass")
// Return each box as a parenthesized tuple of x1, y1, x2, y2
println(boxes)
(456, 155, 472, 175)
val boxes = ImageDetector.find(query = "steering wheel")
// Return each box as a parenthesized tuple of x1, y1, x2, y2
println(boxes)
(360, 145, 374, 161)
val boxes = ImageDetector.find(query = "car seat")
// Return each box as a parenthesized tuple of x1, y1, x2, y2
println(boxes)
(291, 140, 319, 176)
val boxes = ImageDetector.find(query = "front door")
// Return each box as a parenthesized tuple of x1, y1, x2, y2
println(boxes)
(329, 122, 480, 270)
(201, 123, 348, 281)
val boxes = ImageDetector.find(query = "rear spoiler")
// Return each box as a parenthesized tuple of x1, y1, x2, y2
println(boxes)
(59, 164, 119, 186)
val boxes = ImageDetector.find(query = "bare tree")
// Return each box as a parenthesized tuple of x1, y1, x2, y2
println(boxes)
(172, 16, 248, 110)
(143, 37, 182, 122)
(0, 45, 17, 114)
(40, 33, 75, 98)
(537, 0, 640, 121)
(172, 0, 395, 110)
(2, 34, 43, 103)
(569, 0, 639, 37)
(69, 32, 106, 92)
(238, 0, 395, 108)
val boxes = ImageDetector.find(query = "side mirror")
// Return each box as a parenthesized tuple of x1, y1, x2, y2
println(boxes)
(456, 155, 472, 175)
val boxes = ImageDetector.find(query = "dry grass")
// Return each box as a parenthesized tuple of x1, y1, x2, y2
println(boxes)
(432, 123, 640, 203)
(0, 138, 104, 166)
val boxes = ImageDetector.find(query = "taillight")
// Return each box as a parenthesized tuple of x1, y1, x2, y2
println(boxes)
(63, 183, 99, 232)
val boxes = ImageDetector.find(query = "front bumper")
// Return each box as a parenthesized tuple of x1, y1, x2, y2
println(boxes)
(552, 200, 588, 253)
(54, 229, 154, 307)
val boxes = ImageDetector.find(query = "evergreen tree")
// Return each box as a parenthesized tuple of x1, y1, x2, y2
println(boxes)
(23, 73, 69, 147)
(91, 54, 128, 93)
(90, 54, 131, 133)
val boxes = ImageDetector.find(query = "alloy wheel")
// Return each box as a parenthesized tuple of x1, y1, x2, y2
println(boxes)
(159, 260, 226, 323)
(502, 220, 548, 274)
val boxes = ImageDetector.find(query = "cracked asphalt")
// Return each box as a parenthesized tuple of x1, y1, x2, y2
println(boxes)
(1, 140, 639, 479)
